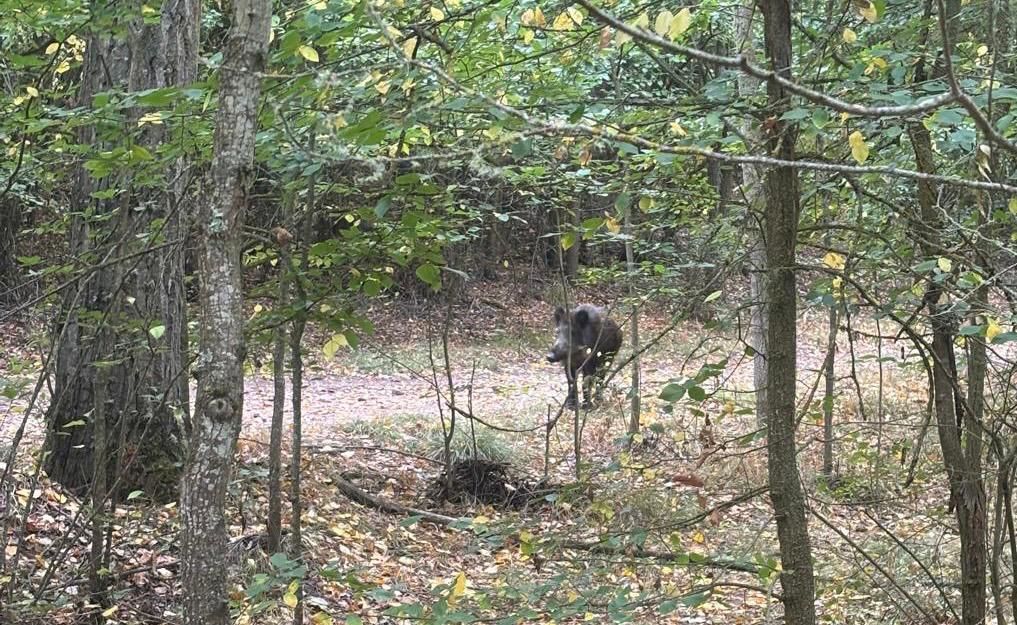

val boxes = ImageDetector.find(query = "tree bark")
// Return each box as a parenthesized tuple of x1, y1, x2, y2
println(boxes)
(760, 2, 817, 624)
(44, 24, 130, 495)
(624, 202, 641, 434)
(179, 0, 270, 623)
(565, 195, 581, 280)
(267, 266, 288, 554)
(735, 0, 768, 430)
(0, 197, 19, 304)
(43, 0, 199, 501)
(906, 2, 986, 623)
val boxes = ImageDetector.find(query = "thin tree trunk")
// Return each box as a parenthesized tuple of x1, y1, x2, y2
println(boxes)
(288, 154, 315, 625)
(624, 203, 640, 434)
(289, 311, 305, 625)
(565, 195, 581, 281)
(267, 257, 289, 554)
(905, 3, 986, 622)
(179, 0, 271, 623)
(0, 197, 19, 304)
(822, 306, 838, 481)
(761, 2, 817, 624)
(735, 0, 768, 431)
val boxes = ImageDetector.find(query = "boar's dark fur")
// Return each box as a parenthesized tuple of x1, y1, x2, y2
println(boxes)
(546, 304, 623, 408)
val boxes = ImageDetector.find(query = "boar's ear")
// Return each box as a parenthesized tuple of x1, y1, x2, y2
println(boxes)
(575, 308, 590, 327)
(554, 306, 565, 324)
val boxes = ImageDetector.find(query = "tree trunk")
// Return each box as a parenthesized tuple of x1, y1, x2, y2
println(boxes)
(735, 0, 768, 431)
(761, 2, 817, 624)
(906, 2, 987, 623)
(565, 195, 581, 281)
(179, 0, 271, 623)
(43, 25, 130, 495)
(43, 0, 198, 501)
(267, 264, 288, 554)
(0, 197, 19, 305)
(624, 203, 641, 434)
(822, 306, 838, 480)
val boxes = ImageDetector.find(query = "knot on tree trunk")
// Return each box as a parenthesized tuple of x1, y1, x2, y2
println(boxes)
(204, 396, 233, 421)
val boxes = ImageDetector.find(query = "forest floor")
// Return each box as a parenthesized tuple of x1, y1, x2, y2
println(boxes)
(0, 281, 966, 625)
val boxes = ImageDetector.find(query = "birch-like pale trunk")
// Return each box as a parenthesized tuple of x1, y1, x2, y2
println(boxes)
(180, 0, 271, 622)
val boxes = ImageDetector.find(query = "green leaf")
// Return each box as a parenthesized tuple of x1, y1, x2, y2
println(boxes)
(659, 383, 686, 402)
(126, 490, 143, 500)
(416, 264, 441, 290)
(680, 591, 711, 608)
(62, 419, 87, 428)
(149, 325, 166, 340)
(687, 386, 706, 401)
(560, 231, 576, 251)
(374, 196, 392, 219)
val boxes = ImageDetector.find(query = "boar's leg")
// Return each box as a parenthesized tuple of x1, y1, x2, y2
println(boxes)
(564, 367, 579, 408)
(581, 373, 595, 409)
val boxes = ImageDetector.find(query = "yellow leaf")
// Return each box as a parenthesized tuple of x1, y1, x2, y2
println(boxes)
(566, 7, 584, 26)
(632, 12, 649, 30)
(298, 45, 319, 62)
(449, 572, 467, 604)
(832, 276, 844, 290)
(323, 333, 349, 360)
(669, 119, 687, 136)
(402, 36, 417, 58)
(987, 318, 1003, 342)
(578, 147, 592, 166)
(638, 196, 652, 211)
(848, 130, 869, 164)
(692, 530, 706, 543)
(669, 8, 691, 39)
(858, 1, 878, 22)
(55, 60, 71, 74)
(937, 257, 953, 273)
(472, 514, 490, 524)
(553, 11, 576, 31)
(522, 28, 534, 44)
(311, 612, 334, 625)
(842, 28, 857, 44)
(102, 605, 118, 618)
(283, 592, 298, 608)
(430, 6, 445, 20)
(823, 252, 846, 271)
(1008, 197, 1017, 215)
(654, 10, 673, 36)
(25, 86, 39, 98)
(137, 112, 163, 126)
(45, 42, 59, 55)
(333, 114, 347, 128)
(374, 80, 391, 95)
(532, 7, 546, 27)
(310, 0, 327, 9)
(977, 44, 989, 57)
(605, 217, 621, 233)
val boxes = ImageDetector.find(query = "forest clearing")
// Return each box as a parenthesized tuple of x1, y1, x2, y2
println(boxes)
(2, 0, 1017, 624)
